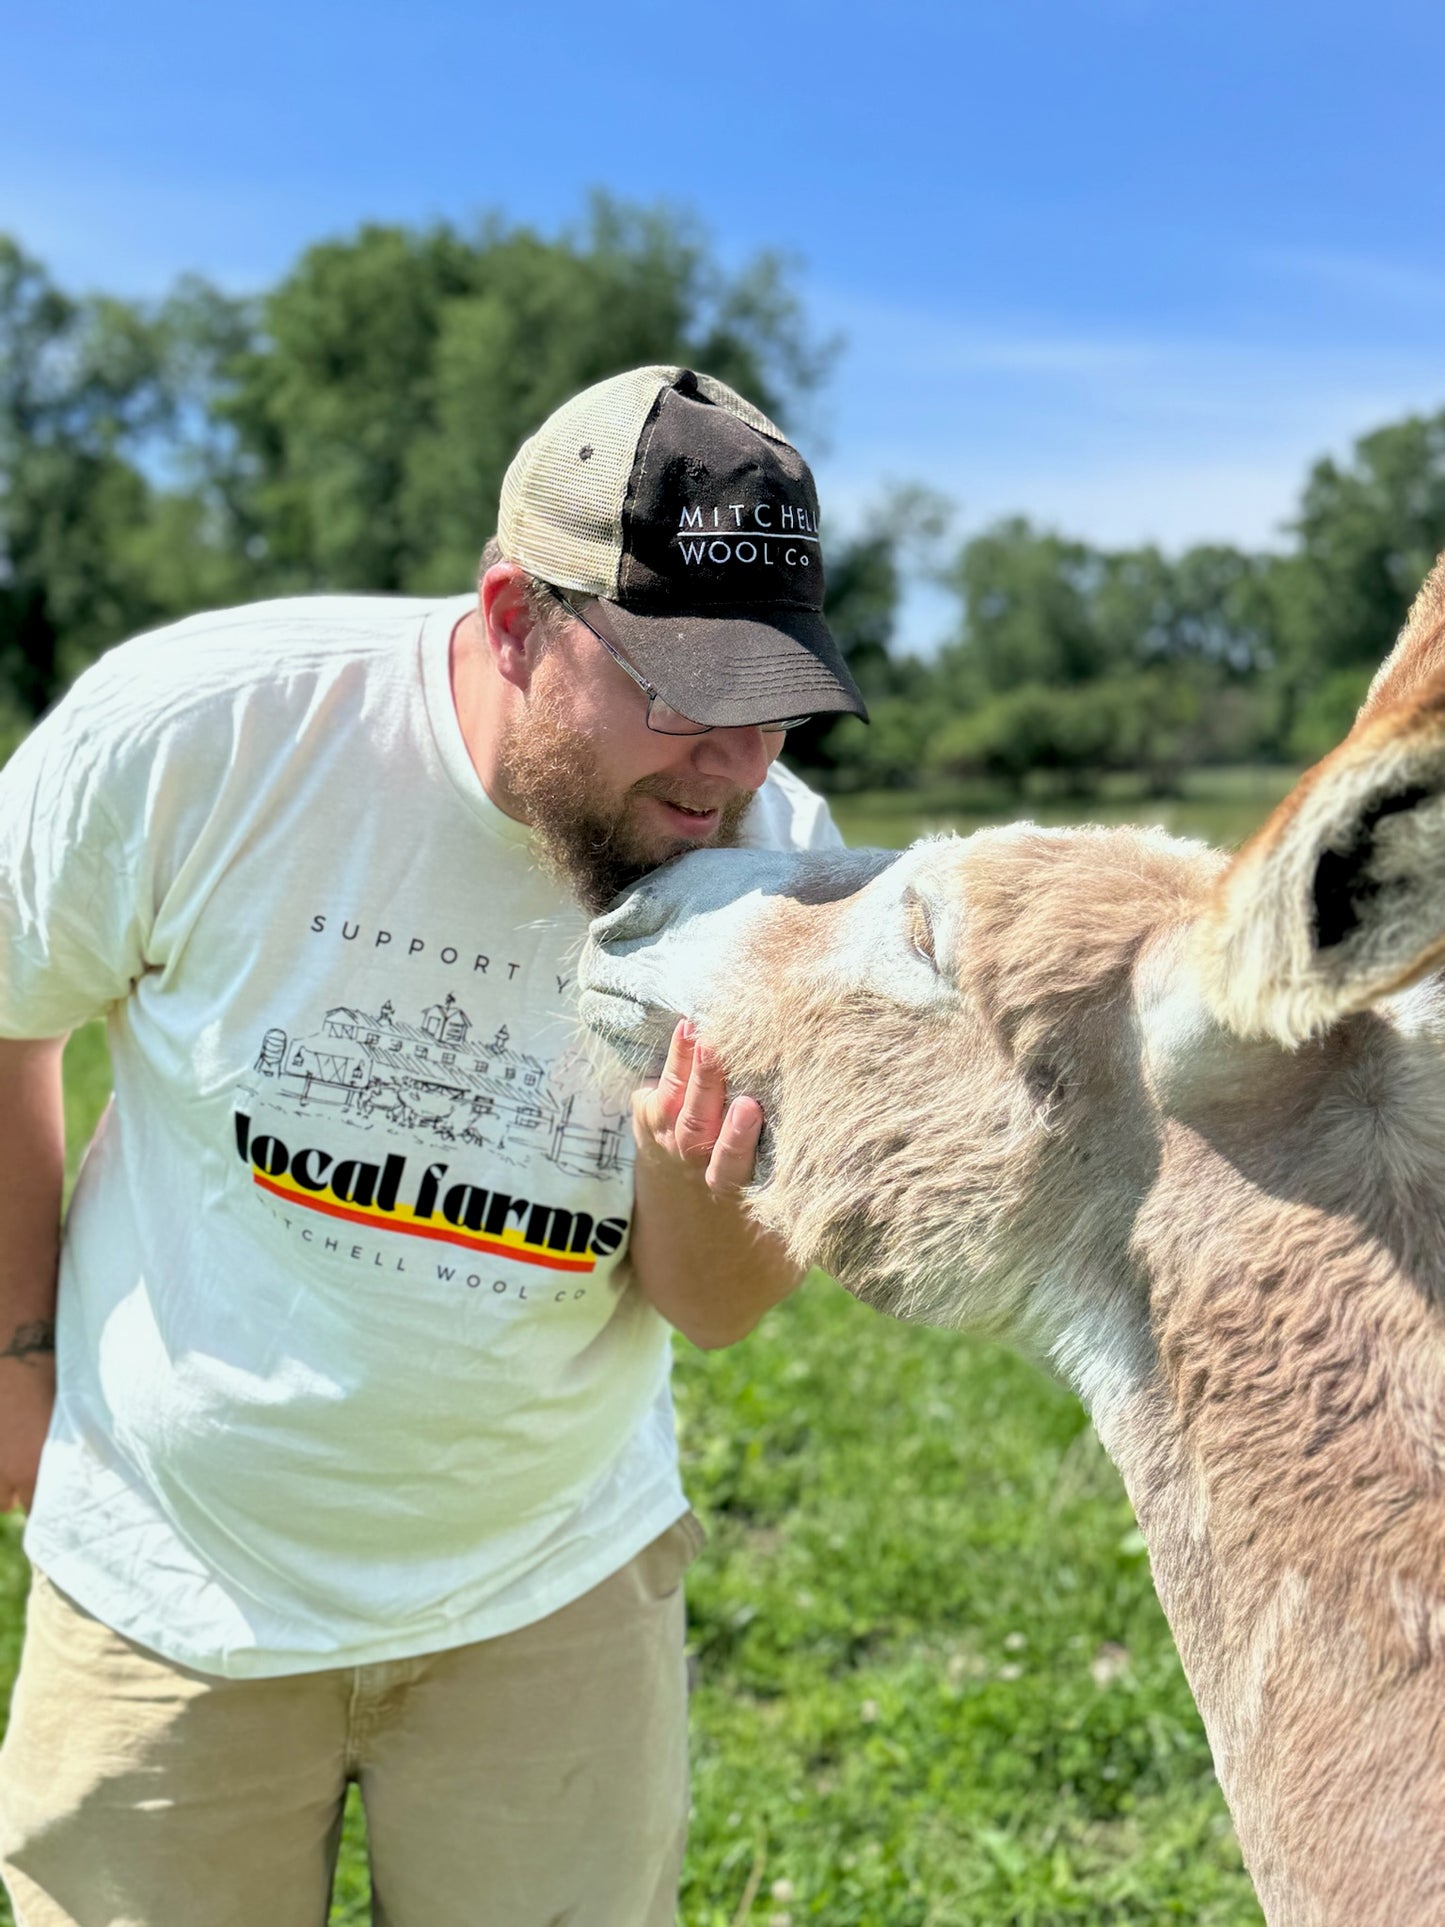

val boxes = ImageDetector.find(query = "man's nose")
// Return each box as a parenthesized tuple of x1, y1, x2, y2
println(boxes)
(693, 725, 775, 791)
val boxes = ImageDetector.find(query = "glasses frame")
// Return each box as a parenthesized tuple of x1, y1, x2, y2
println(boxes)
(545, 588, 812, 736)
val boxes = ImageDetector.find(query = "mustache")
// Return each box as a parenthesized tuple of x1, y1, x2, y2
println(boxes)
(627, 774, 752, 812)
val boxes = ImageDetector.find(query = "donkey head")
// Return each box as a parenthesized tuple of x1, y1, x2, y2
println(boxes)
(580, 668, 1445, 1413)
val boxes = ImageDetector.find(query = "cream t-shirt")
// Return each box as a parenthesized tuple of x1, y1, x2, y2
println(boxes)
(0, 592, 842, 1676)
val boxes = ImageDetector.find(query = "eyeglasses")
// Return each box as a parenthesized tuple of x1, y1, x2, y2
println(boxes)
(546, 588, 812, 737)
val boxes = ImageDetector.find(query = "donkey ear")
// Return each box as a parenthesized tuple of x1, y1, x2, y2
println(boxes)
(1197, 675, 1445, 1044)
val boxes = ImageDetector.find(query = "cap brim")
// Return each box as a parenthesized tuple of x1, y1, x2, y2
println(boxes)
(580, 600, 869, 728)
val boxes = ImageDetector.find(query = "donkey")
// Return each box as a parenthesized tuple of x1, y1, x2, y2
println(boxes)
(578, 563, 1445, 1926)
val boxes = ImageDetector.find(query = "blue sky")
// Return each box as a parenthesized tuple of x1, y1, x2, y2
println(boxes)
(8, 1, 1445, 646)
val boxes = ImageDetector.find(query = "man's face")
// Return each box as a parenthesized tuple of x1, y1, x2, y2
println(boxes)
(496, 614, 785, 914)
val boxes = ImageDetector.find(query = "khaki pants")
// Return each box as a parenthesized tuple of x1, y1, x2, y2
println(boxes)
(0, 1513, 703, 1927)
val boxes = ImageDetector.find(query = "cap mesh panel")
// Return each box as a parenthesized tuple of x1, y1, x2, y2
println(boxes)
(499, 366, 674, 597)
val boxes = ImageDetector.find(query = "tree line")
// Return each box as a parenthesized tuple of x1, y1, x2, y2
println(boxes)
(813, 418, 1445, 795)
(5, 201, 1445, 791)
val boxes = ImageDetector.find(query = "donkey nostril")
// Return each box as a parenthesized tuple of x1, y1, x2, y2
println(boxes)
(590, 887, 672, 945)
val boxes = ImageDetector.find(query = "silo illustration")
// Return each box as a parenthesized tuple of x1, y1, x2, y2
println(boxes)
(255, 1028, 287, 1076)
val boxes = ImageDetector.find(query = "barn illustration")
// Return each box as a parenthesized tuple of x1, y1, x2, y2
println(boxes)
(251, 992, 627, 1181)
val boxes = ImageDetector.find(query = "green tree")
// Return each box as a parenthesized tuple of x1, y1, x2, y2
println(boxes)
(940, 518, 1119, 696)
(0, 242, 255, 714)
(787, 486, 952, 781)
(226, 197, 833, 596)
(0, 205, 831, 715)
(1285, 664, 1376, 763)
(924, 672, 1210, 798)
(1095, 543, 1276, 676)
(1272, 411, 1445, 730)
(819, 694, 939, 793)
(0, 240, 167, 712)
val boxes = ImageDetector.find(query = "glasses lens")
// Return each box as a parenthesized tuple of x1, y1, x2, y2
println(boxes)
(645, 697, 712, 736)
(646, 704, 813, 736)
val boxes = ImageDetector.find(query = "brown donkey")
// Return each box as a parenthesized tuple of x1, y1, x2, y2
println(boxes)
(580, 561, 1445, 1926)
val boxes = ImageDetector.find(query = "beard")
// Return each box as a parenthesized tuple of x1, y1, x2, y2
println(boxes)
(496, 680, 756, 915)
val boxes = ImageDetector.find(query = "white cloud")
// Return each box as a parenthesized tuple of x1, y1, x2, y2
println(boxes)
(803, 284, 1445, 655)
(1254, 246, 1445, 313)
(809, 278, 1444, 545)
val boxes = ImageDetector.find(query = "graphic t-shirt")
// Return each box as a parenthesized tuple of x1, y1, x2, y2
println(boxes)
(0, 592, 842, 1676)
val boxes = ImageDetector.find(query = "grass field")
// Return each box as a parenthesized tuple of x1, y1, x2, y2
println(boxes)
(3, 774, 1294, 1925)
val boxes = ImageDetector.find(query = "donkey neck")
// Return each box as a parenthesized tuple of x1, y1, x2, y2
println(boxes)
(1095, 1121, 1445, 1925)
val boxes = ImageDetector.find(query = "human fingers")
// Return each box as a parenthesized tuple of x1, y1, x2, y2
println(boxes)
(673, 1038, 731, 1163)
(633, 1020, 695, 1136)
(706, 1094, 764, 1192)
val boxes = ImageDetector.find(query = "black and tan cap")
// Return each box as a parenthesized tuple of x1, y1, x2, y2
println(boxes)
(497, 365, 868, 728)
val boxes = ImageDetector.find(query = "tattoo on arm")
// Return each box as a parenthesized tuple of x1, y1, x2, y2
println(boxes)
(1, 1321, 55, 1362)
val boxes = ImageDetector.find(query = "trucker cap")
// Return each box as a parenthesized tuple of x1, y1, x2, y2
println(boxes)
(496, 365, 868, 729)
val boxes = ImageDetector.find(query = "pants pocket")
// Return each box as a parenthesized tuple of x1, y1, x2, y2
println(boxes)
(633, 1509, 707, 1602)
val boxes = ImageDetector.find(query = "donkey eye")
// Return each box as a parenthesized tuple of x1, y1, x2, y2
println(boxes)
(905, 890, 937, 967)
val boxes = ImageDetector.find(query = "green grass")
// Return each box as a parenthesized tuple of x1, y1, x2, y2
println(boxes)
(828, 764, 1301, 855)
(674, 1290, 1258, 1926)
(3, 770, 1286, 1924)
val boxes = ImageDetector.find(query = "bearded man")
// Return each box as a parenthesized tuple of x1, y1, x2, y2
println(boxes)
(0, 367, 865, 1926)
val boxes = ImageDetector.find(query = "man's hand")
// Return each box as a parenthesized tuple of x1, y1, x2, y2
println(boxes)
(627, 1020, 802, 1349)
(632, 1019, 764, 1195)
(0, 1326, 55, 1512)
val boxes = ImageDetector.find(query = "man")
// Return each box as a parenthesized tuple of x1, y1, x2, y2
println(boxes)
(0, 365, 866, 1925)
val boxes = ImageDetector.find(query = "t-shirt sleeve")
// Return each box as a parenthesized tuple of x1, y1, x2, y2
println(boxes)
(0, 686, 152, 1037)
(744, 760, 847, 853)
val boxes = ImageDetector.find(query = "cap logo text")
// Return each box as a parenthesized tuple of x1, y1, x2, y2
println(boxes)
(674, 499, 818, 569)
(677, 501, 818, 534)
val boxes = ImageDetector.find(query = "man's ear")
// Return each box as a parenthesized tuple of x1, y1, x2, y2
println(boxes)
(480, 563, 542, 692)
(1195, 673, 1445, 1044)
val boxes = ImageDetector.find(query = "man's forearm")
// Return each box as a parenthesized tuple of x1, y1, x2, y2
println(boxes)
(0, 1036, 67, 1336)
(0, 1318, 57, 1363)
(628, 1154, 802, 1350)
(0, 1036, 67, 1510)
